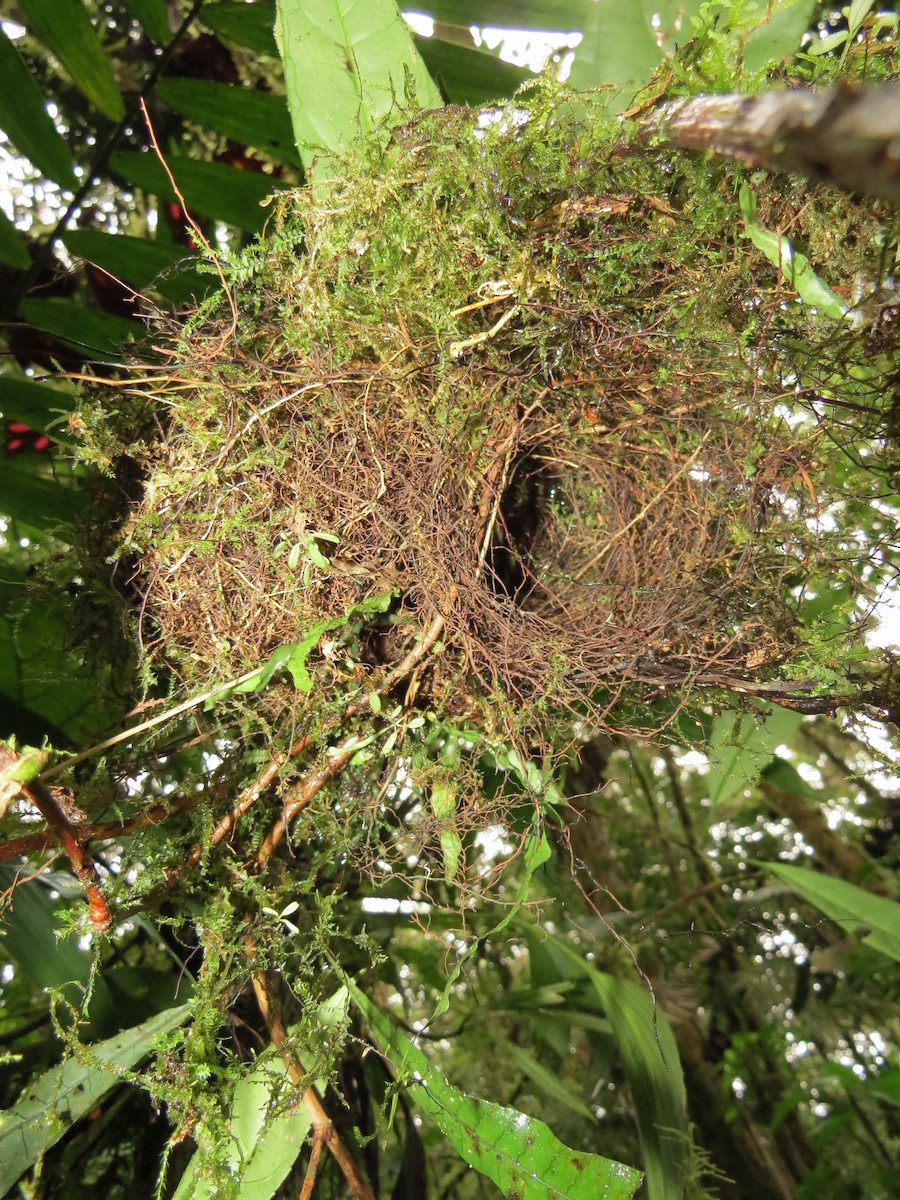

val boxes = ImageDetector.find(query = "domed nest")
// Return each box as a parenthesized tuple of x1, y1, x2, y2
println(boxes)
(112, 85, 827, 748)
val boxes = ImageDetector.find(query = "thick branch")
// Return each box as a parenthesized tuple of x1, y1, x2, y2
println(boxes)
(646, 81, 900, 203)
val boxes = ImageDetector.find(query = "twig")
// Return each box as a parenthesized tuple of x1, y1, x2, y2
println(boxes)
(250, 970, 377, 1200)
(1, 747, 110, 931)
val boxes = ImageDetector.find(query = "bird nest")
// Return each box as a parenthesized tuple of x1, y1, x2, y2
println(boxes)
(110, 85, 826, 747)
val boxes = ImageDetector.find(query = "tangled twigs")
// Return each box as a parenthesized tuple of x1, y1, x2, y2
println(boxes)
(257, 733, 367, 866)
(249, 967, 376, 1200)
(0, 746, 110, 931)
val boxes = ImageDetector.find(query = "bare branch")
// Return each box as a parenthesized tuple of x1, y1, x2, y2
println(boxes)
(647, 81, 900, 202)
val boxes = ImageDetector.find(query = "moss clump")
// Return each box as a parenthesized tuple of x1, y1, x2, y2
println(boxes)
(108, 82, 860, 748)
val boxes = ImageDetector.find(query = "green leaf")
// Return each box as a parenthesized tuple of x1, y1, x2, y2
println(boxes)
(0, 1004, 192, 1196)
(111, 152, 289, 231)
(0, 206, 30, 269)
(548, 943, 688, 1200)
(758, 862, 900, 963)
(62, 229, 203, 306)
(0, 452, 86, 532)
(761, 756, 821, 801)
(707, 706, 803, 804)
(422, 0, 594, 28)
(172, 1050, 314, 1200)
(414, 33, 533, 104)
(743, 0, 815, 74)
(155, 78, 302, 167)
(0, 563, 127, 745)
(275, 0, 441, 172)
(567, 0, 705, 105)
(19, 0, 125, 121)
(0, 25, 76, 187)
(18, 297, 144, 361)
(0, 375, 75, 442)
(350, 982, 641, 1200)
(739, 184, 847, 319)
(505, 1043, 595, 1120)
(202, 1, 279, 56)
(122, 0, 172, 45)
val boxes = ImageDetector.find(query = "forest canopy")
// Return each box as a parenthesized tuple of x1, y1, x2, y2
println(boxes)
(0, 3, 898, 1200)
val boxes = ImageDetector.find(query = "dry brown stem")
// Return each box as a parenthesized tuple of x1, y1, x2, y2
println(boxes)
(250, 969, 376, 1200)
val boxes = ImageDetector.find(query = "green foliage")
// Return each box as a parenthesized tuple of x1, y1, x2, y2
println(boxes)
(1, 3, 899, 1199)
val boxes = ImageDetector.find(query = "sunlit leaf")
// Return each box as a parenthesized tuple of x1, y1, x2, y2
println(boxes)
(567, 0, 705, 105)
(0, 1005, 192, 1196)
(758, 862, 900, 962)
(19, 0, 125, 121)
(0, 25, 76, 187)
(740, 182, 847, 319)
(275, 0, 441, 172)
(743, 0, 815, 74)
(707, 706, 803, 804)
(351, 982, 641, 1200)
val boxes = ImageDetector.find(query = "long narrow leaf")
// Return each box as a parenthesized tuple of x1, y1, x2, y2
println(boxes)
(275, 0, 441, 172)
(19, 0, 125, 120)
(155, 78, 301, 166)
(350, 982, 641, 1200)
(172, 1051, 314, 1200)
(0, 207, 30, 269)
(202, 1, 279, 56)
(758, 862, 900, 962)
(0, 26, 75, 187)
(0, 1005, 192, 1195)
(110, 152, 289, 231)
(549, 942, 688, 1200)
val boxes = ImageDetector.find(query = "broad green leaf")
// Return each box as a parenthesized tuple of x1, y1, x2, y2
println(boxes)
(155, 78, 302, 166)
(567, 0, 704, 105)
(0, 375, 75, 442)
(743, 0, 815, 74)
(758, 862, 900, 963)
(0, 1004, 192, 1196)
(0, 206, 30, 269)
(111, 152, 290, 231)
(350, 982, 641, 1200)
(202, 1, 279, 56)
(415, 33, 534, 104)
(422, 0, 594, 28)
(19, 297, 143, 361)
(740, 184, 847, 319)
(549, 943, 688, 1200)
(707, 706, 802, 804)
(123, 0, 171, 45)
(0, 25, 76, 187)
(172, 1050, 314, 1200)
(19, 0, 125, 121)
(275, 0, 441, 172)
(62, 229, 203, 306)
